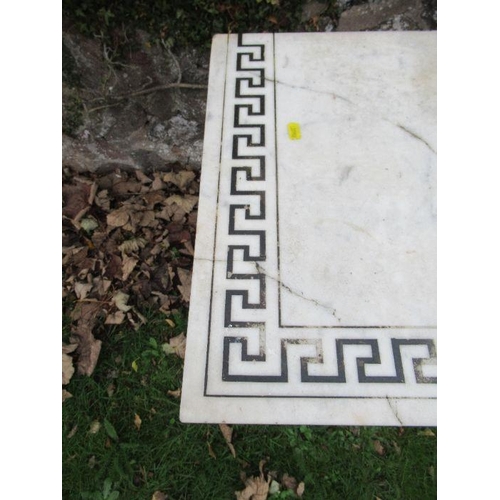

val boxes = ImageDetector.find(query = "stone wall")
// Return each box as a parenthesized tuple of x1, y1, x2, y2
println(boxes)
(62, 0, 436, 173)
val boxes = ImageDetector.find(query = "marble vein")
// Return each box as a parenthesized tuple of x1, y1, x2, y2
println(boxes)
(255, 262, 342, 322)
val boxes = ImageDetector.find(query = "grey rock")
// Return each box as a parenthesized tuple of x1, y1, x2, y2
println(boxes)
(62, 28, 209, 171)
(337, 0, 436, 31)
(301, 1, 328, 22)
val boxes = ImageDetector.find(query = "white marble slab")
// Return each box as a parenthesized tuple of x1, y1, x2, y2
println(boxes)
(180, 32, 436, 426)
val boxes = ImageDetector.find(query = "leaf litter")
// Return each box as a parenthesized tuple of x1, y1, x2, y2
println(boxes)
(235, 460, 305, 500)
(62, 166, 199, 385)
(63, 167, 308, 499)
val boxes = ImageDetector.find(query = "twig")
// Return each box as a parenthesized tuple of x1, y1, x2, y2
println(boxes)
(86, 82, 208, 114)
(166, 46, 182, 84)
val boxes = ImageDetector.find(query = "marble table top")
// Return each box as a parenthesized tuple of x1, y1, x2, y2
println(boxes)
(180, 32, 436, 426)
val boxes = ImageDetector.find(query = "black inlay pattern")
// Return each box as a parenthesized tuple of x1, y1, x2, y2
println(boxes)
(224, 34, 267, 331)
(222, 337, 437, 384)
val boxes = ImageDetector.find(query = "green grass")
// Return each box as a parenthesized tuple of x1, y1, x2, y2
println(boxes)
(63, 310, 436, 500)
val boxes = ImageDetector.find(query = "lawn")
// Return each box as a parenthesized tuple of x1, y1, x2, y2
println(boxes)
(63, 308, 436, 500)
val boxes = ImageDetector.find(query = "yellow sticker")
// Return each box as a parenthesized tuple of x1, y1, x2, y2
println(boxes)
(287, 122, 301, 140)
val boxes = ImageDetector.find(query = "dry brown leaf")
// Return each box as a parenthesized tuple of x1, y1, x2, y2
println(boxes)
(165, 194, 198, 214)
(235, 460, 271, 500)
(143, 189, 165, 207)
(167, 388, 182, 398)
(151, 175, 165, 191)
(118, 237, 147, 254)
(151, 492, 167, 500)
(163, 333, 186, 359)
(281, 473, 297, 491)
(113, 291, 132, 312)
(62, 343, 78, 385)
(418, 429, 436, 437)
(67, 425, 78, 439)
(135, 170, 152, 184)
(62, 389, 73, 402)
(93, 277, 112, 296)
(122, 255, 138, 281)
(207, 441, 217, 459)
(95, 189, 110, 210)
(163, 171, 195, 190)
(134, 413, 142, 431)
(177, 268, 192, 303)
(296, 482, 305, 497)
(74, 282, 93, 300)
(373, 440, 385, 456)
(140, 210, 156, 227)
(219, 423, 236, 458)
(107, 208, 130, 228)
(70, 302, 103, 376)
(62, 181, 91, 218)
(105, 310, 126, 325)
(182, 240, 195, 256)
(89, 420, 101, 434)
(63, 343, 79, 355)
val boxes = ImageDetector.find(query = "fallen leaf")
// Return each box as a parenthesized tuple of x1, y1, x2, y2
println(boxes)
(163, 171, 195, 190)
(74, 282, 93, 300)
(165, 318, 175, 328)
(282, 473, 297, 491)
(182, 240, 195, 256)
(428, 465, 435, 479)
(132, 360, 139, 372)
(62, 389, 73, 402)
(62, 343, 78, 385)
(164, 194, 198, 214)
(151, 492, 167, 500)
(391, 441, 401, 455)
(113, 291, 132, 312)
(62, 180, 91, 218)
(296, 482, 305, 497)
(418, 429, 436, 437)
(269, 480, 280, 495)
(106, 207, 130, 228)
(118, 237, 147, 254)
(219, 423, 236, 458)
(107, 383, 116, 397)
(151, 175, 165, 191)
(122, 255, 138, 281)
(80, 217, 99, 233)
(162, 333, 186, 359)
(140, 210, 156, 227)
(105, 310, 126, 325)
(235, 460, 271, 500)
(373, 440, 385, 456)
(70, 302, 103, 376)
(66, 425, 78, 439)
(93, 277, 112, 296)
(134, 413, 142, 431)
(167, 388, 182, 398)
(207, 441, 217, 459)
(89, 420, 101, 434)
(177, 268, 192, 302)
(136, 170, 152, 184)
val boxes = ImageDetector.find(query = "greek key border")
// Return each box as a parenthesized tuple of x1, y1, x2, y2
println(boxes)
(205, 34, 437, 395)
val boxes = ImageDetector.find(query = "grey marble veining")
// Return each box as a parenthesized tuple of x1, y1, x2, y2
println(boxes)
(180, 32, 436, 425)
